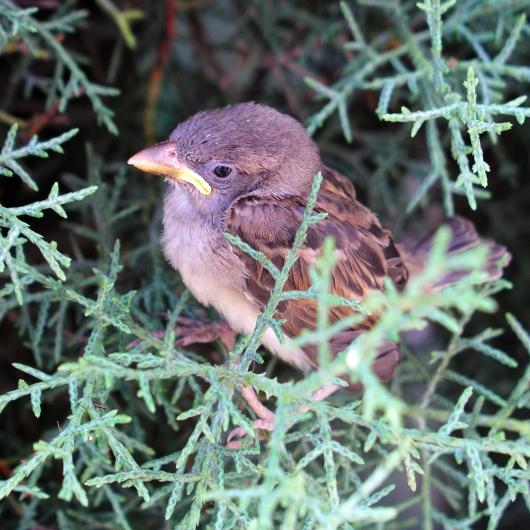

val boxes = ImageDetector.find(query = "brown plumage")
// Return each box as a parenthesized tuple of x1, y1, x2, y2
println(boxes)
(128, 102, 510, 390)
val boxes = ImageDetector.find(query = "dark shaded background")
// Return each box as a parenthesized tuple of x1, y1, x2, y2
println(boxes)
(1, 1, 529, 528)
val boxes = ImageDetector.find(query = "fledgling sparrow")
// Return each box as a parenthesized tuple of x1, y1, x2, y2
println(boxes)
(128, 102, 509, 391)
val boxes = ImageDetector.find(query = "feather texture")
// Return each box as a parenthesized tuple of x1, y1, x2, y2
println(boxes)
(128, 102, 511, 391)
(223, 166, 409, 383)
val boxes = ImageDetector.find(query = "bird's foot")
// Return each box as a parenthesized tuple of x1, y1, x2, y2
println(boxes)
(127, 317, 236, 350)
(226, 386, 276, 449)
(225, 383, 342, 449)
(226, 419, 275, 449)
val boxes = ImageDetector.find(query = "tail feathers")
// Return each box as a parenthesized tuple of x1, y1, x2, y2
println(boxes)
(404, 216, 511, 291)
(303, 330, 403, 392)
(304, 217, 510, 394)
(343, 342, 402, 392)
(412, 216, 478, 255)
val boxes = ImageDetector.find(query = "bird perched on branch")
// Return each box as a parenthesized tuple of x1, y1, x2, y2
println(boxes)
(128, 102, 509, 415)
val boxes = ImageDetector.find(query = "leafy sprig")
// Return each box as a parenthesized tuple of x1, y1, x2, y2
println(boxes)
(0, 1, 528, 528)
(0, 0, 119, 133)
(306, 0, 530, 213)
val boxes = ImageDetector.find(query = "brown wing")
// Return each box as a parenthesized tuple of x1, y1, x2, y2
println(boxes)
(223, 166, 408, 378)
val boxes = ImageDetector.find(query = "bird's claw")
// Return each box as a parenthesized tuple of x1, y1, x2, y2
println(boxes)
(225, 386, 276, 448)
(225, 383, 342, 449)
(225, 419, 275, 449)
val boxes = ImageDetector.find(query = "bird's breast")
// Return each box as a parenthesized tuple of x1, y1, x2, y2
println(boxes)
(162, 186, 246, 302)
(161, 186, 312, 370)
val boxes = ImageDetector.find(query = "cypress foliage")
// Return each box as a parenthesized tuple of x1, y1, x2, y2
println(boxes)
(0, 1, 529, 528)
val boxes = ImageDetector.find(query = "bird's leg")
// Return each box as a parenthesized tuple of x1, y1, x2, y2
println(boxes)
(299, 383, 342, 413)
(226, 386, 276, 448)
(226, 383, 342, 449)
(240, 385, 276, 424)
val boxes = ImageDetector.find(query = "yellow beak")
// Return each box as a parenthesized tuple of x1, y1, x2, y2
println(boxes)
(127, 142, 212, 195)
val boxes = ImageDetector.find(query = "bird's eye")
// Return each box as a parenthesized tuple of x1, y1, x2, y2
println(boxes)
(213, 165, 232, 178)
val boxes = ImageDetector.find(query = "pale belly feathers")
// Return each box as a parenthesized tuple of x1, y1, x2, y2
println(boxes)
(161, 187, 312, 370)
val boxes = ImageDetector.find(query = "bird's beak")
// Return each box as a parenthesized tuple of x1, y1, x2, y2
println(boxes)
(127, 142, 212, 195)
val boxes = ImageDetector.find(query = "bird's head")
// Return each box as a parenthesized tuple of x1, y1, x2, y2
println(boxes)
(128, 102, 321, 218)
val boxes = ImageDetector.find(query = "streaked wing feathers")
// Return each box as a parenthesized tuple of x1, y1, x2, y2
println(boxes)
(224, 166, 409, 369)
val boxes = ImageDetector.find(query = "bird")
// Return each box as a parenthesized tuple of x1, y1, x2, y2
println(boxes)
(127, 102, 509, 423)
